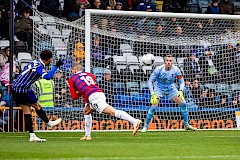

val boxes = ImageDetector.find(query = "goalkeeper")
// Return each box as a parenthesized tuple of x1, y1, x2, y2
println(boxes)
(142, 54, 197, 132)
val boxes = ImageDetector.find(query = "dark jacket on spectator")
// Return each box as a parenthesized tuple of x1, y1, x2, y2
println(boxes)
(15, 16, 33, 34)
(219, 0, 235, 14)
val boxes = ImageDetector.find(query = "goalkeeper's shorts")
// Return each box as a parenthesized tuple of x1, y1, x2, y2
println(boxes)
(154, 88, 178, 100)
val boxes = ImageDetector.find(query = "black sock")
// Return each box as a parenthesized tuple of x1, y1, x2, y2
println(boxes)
(36, 108, 49, 123)
(24, 114, 34, 133)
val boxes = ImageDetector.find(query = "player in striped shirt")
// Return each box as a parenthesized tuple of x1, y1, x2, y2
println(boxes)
(142, 54, 197, 132)
(12, 50, 64, 142)
(68, 63, 141, 140)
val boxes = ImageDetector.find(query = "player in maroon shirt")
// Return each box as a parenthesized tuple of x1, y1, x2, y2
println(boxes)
(68, 63, 141, 140)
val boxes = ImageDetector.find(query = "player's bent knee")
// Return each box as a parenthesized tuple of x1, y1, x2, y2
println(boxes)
(103, 106, 115, 116)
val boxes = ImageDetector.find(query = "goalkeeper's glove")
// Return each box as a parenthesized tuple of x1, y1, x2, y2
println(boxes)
(178, 90, 185, 101)
(150, 92, 159, 105)
(56, 60, 64, 68)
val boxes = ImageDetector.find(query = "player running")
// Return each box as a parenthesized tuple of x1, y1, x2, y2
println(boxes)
(68, 63, 141, 140)
(142, 54, 197, 132)
(12, 50, 64, 142)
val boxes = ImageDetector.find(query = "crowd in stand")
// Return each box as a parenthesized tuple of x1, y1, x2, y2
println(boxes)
(0, 0, 239, 112)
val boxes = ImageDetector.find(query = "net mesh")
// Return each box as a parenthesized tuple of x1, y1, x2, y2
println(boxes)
(32, 10, 240, 131)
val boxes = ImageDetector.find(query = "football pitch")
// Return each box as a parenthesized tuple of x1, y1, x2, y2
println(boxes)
(0, 131, 239, 160)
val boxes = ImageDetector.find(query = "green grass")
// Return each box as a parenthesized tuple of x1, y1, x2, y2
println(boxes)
(0, 131, 239, 160)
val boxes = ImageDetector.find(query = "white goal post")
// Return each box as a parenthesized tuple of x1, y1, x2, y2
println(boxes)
(32, 9, 240, 131)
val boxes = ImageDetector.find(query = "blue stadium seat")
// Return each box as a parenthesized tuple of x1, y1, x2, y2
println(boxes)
(216, 83, 231, 94)
(119, 95, 132, 108)
(132, 94, 147, 107)
(113, 82, 125, 95)
(126, 81, 139, 92)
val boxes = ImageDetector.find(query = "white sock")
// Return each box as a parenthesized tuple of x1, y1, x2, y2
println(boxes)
(114, 110, 138, 125)
(84, 114, 92, 137)
(30, 133, 36, 138)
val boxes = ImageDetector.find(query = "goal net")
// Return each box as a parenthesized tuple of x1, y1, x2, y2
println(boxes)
(32, 10, 240, 131)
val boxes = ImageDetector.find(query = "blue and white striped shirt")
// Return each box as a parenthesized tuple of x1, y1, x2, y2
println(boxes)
(12, 59, 57, 93)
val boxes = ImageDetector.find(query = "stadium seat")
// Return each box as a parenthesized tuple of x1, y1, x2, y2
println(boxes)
(93, 67, 104, 76)
(113, 55, 127, 73)
(0, 40, 10, 50)
(140, 81, 149, 94)
(119, 95, 132, 108)
(142, 65, 152, 75)
(17, 52, 32, 70)
(216, 83, 231, 94)
(132, 93, 147, 107)
(51, 38, 67, 50)
(204, 83, 217, 90)
(120, 44, 133, 54)
(230, 83, 240, 92)
(29, 16, 42, 23)
(126, 81, 139, 90)
(153, 56, 164, 68)
(56, 50, 67, 59)
(113, 82, 125, 95)
(127, 55, 140, 74)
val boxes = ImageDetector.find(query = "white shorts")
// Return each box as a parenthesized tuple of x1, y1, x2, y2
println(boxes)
(88, 92, 109, 113)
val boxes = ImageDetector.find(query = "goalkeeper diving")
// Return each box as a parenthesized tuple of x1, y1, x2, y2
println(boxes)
(142, 54, 197, 132)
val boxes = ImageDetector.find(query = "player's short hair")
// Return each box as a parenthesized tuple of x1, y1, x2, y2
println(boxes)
(164, 54, 173, 61)
(72, 63, 82, 71)
(40, 50, 53, 61)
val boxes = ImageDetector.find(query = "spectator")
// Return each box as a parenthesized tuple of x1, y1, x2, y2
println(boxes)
(115, 2, 123, 10)
(38, 0, 60, 17)
(162, 0, 182, 13)
(64, 0, 80, 21)
(103, 0, 116, 9)
(152, 24, 165, 37)
(214, 44, 235, 83)
(91, 36, 104, 67)
(205, 89, 217, 107)
(229, 97, 239, 108)
(219, 0, 235, 15)
(0, 91, 6, 107)
(15, 9, 33, 51)
(73, 42, 85, 63)
(195, 22, 205, 36)
(190, 79, 203, 102)
(183, 53, 200, 82)
(165, 17, 179, 35)
(198, 49, 219, 83)
(98, 69, 115, 105)
(0, 0, 10, 39)
(78, 0, 91, 17)
(53, 69, 72, 107)
(218, 94, 228, 107)
(90, 0, 104, 9)
(204, 19, 218, 35)
(198, 90, 208, 107)
(207, 0, 220, 14)
(233, 53, 240, 83)
(146, 5, 152, 12)
(0, 50, 16, 86)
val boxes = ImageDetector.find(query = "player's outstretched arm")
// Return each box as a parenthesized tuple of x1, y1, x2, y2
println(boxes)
(68, 78, 81, 100)
(37, 60, 64, 80)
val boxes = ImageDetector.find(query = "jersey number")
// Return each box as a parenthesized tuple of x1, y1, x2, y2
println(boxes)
(80, 76, 95, 86)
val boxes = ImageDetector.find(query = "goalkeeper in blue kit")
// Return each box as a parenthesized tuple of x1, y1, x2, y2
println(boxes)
(142, 54, 197, 132)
